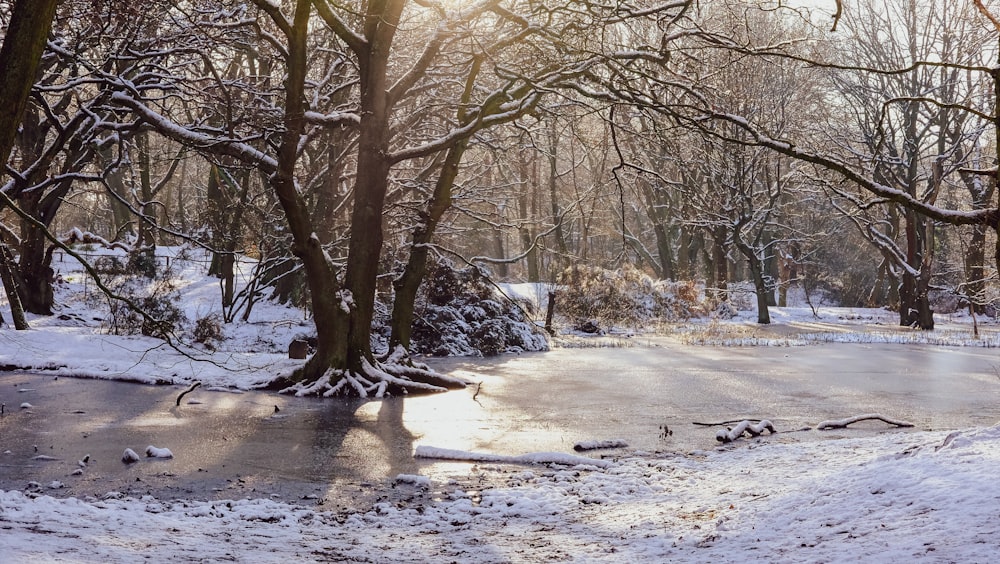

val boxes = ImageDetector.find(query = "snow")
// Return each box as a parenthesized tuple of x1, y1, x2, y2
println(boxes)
(3, 427, 1000, 561)
(573, 439, 629, 451)
(120, 448, 140, 464)
(144, 445, 174, 459)
(2, 249, 1000, 560)
(715, 419, 775, 443)
(817, 413, 915, 430)
(0, 245, 307, 389)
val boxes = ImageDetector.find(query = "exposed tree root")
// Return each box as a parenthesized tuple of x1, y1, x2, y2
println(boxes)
(816, 413, 914, 430)
(716, 420, 776, 443)
(276, 347, 467, 398)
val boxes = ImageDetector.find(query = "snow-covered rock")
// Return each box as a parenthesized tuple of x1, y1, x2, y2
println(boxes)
(145, 446, 173, 459)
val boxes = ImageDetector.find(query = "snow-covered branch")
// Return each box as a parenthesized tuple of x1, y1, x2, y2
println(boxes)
(817, 414, 914, 430)
(110, 92, 278, 174)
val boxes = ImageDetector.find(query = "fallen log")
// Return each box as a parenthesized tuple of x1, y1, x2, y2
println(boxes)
(816, 413, 913, 430)
(573, 439, 628, 452)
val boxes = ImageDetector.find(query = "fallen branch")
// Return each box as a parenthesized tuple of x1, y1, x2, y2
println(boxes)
(176, 381, 201, 406)
(816, 413, 914, 430)
(716, 420, 776, 443)
(694, 419, 764, 427)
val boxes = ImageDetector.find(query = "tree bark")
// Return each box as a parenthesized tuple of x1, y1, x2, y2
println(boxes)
(0, 0, 59, 320)
(388, 139, 466, 352)
(0, 243, 29, 330)
(264, 0, 350, 384)
(0, 0, 59, 169)
(547, 122, 568, 271)
(709, 226, 728, 302)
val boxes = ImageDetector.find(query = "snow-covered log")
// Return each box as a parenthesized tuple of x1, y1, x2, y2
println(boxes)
(59, 228, 130, 252)
(816, 414, 914, 430)
(716, 420, 776, 443)
(573, 439, 628, 452)
(413, 446, 611, 468)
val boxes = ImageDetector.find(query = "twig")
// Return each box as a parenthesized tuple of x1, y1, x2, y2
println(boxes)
(472, 381, 483, 406)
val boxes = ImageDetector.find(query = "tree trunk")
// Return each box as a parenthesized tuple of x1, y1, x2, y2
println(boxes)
(389, 139, 466, 352)
(964, 224, 987, 313)
(99, 142, 136, 242)
(492, 230, 508, 278)
(638, 178, 674, 280)
(749, 256, 771, 324)
(0, 243, 29, 330)
(136, 131, 157, 250)
(276, 0, 462, 395)
(676, 228, 693, 280)
(15, 192, 55, 314)
(733, 227, 770, 324)
(763, 232, 777, 307)
(518, 189, 540, 283)
(547, 122, 568, 270)
(130, 131, 157, 278)
(709, 226, 728, 302)
(206, 164, 225, 277)
(0, 0, 59, 170)
(0, 0, 92, 316)
(268, 0, 350, 385)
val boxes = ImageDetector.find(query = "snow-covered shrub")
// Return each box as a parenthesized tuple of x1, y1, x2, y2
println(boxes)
(104, 276, 187, 339)
(712, 299, 739, 319)
(554, 265, 704, 328)
(127, 249, 158, 279)
(193, 314, 224, 350)
(716, 281, 755, 311)
(408, 260, 548, 357)
(93, 255, 126, 275)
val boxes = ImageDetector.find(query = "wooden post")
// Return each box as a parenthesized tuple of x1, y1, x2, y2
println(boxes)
(544, 290, 556, 336)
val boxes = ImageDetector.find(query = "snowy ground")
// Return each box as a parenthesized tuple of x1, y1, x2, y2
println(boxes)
(2, 248, 1000, 561)
(4, 427, 999, 562)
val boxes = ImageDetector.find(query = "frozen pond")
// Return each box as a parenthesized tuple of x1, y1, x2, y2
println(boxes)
(2, 341, 999, 505)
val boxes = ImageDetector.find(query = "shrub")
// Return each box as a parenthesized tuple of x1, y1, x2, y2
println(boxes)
(407, 260, 548, 357)
(127, 249, 157, 278)
(554, 264, 704, 328)
(193, 314, 224, 350)
(94, 255, 126, 275)
(104, 274, 187, 339)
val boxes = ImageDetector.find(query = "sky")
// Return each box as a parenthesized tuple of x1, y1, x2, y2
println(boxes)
(1, 246, 999, 562)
